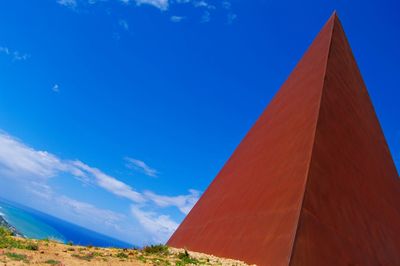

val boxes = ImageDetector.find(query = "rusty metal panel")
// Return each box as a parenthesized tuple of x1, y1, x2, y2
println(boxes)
(169, 12, 400, 265)
(290, 15, 400, 265)
(168, 14, 335, 266)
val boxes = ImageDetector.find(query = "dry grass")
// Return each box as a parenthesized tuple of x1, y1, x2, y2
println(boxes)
(0, 227, 250, 266)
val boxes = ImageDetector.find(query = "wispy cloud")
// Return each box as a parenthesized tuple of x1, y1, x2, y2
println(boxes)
(135, 0, 169, 10)
(193, 0, 215, 9)
(0, 46, 30, 61)
(0, 131, 200, 243)
(27, 181, 54, 200)
(26, 185, 125, 232)
(56, 0, 236, 24)
(221, 0, 231, 9)
(227, 13, 237, 24)
(131, 205, 178, 243)
(200, 10, 211, 23)
(222, 0, 236, 24)
(57, 0, 77, 8)
(0, 132, 65, 180)
(119, 19, 129, 31)
(0, 132, 144, 203)
(57, 196, 125, 228)
(125, 157, 159, 177)
(145, 189, 200, 214)
(0, 132, 130, 234)
(73, 160, 147, 203)
(0, 47, 10, 55)
(13, 52, 30, 61)
(170, 16, 185, 23)
(52, 84, 60, 93)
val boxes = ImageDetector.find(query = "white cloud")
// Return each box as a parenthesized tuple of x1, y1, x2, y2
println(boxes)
(175, 0, 214, 9)
(57, 0, 77, 8)
(0, 131, 199, 212)
(20, 190, 126, 234)
(170, 16, 185, 23)
(135, 0, 169, 10)
(73, 160, 146, 203)
(55, 0, 235, 23)
(27, 181, 54, 200)
(145, 189, 200, 214)
(125, 157, 159, 177)
(201, 10, 211, 23)
(0, 133, 133, 237)
(0, 46, 30, 61)
(119, 19, 129, 30)
(0, 132, 64, 180)
(0, 130, 200, 243)
(221, 1, 236, 24)
(12, 52, 30, 61)
(227, 13, 237, 24)
(0, 47, 10, 55)
(193, 1, 215, 9)
(52, 84, 60, 93)
(131, 205, 178, 243)
(0, 132, 145, 203)
(193, 1, 207, 7)
(57, 196, 125, 228)
(221, 0, 231, 9)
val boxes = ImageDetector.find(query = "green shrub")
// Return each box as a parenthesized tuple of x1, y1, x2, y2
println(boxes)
(5, 252, 28, 262)
(176, 250, 200, 265)
(44, 259, 61, 265)
(72, 253, 94, 261)
(143, 244, 169, 255)
(138, 255, 147, 263)
(0, 227, 12, 237)
(115, 252, 129, 259)
(151, 257, 172, 266)
(26, 241, 39, 250)
(0, 227, 39, 251)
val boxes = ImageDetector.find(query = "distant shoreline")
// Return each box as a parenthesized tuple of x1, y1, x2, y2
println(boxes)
(0, 199, 133, 248)
(0, 213, 25, 238)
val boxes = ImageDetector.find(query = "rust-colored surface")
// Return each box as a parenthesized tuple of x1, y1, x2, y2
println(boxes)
(289, 15, 400, 265)
(168, 12, 400, 266)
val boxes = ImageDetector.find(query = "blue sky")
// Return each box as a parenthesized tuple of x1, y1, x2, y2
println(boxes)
(0, 0, 399, 245)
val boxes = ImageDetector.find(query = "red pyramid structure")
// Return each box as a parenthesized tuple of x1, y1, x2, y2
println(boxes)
(168, 12, 400, 265)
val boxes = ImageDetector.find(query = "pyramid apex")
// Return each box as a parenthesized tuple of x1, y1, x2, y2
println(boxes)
(329, 10, 341, 26)
(326, 10, 339, 25)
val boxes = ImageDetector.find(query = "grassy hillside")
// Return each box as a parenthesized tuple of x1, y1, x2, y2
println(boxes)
(0, 227, 249, 265)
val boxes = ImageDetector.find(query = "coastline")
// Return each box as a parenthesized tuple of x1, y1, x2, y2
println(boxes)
(0, 199, 132, 248)
(0, 214, 24, 238)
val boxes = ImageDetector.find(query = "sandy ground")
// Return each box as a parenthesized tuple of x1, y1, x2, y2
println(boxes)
(0, 238, 251, 266)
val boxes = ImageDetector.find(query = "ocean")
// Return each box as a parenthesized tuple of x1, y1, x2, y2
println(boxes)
(0, 198, 132, 248)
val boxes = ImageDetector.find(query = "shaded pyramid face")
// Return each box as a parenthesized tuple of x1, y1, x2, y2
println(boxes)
(168, 12, 400, 266)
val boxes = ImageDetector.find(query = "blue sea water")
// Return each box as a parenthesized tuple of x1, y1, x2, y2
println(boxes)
(0, 198, 132, 248)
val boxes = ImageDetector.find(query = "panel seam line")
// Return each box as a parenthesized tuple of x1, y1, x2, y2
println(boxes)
(287, 16, 336, 266)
